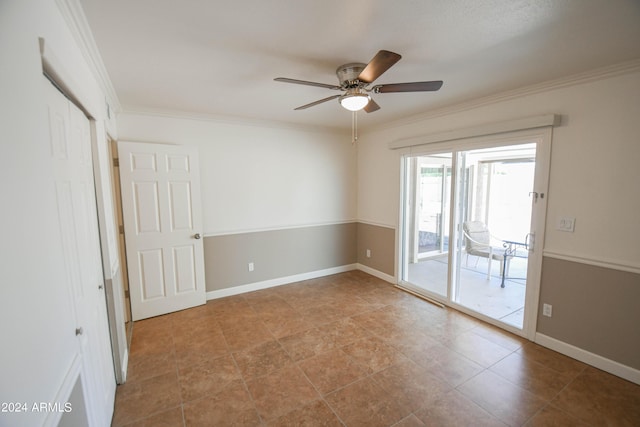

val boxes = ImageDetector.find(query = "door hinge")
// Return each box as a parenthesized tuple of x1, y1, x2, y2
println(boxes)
(113, 157, 119, 167)
(119, 225, 125, 234)
(124, 290, 130, 298)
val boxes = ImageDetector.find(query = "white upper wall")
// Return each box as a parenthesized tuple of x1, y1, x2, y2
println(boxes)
(1, 0, 118, 424)
(357, 68, 640, 269)
(117, 113, 356, 234)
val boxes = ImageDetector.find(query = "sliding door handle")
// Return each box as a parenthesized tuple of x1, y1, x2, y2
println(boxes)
(526, 233, 535, 252)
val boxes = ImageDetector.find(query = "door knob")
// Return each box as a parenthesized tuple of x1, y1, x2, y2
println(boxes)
(75, 327, 83, 336)
(194, 233, 201, 239)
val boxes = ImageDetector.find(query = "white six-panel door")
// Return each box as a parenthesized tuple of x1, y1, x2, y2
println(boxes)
(118, 141, 206, 321)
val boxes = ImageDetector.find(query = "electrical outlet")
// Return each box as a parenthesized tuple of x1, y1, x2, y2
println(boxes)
(543, 303, 553, 317)
(366, 249, 371, 258)
(248, 262, 254, 272)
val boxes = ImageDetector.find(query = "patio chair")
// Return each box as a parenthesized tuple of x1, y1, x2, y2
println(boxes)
(462, 221, 510, 280)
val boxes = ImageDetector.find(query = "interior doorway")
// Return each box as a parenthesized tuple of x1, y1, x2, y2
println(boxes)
(109, 140, 133, 346)
(399, 132, 550, 338)
(118, 141, 207, 321)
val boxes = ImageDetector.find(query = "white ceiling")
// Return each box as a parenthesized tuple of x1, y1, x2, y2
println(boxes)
(79, 0, 640, 131)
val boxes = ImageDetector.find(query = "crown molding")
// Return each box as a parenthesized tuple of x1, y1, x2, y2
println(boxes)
(367, 58, 640, 133)
(55, 0, 122, 113)
(120, 106, 349, 135)
(50, 2, 640, 136)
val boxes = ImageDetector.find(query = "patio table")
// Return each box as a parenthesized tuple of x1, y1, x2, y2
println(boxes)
(501, 240, 528, 288)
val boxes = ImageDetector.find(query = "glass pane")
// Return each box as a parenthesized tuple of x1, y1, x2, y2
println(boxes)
(404, 154, 452, 297)
(454, 144, 536, 329)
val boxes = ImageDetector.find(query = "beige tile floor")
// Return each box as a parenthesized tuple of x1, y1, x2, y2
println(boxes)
(112, 271, 640, 426)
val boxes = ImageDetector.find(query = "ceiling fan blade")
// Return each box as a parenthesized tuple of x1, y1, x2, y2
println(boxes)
(364, 99, 381, 113)
(358, 50, 402, 84)
(274, 77, 342, 90)
(373, 80, 443, 93)
(294, 94, 341, 110)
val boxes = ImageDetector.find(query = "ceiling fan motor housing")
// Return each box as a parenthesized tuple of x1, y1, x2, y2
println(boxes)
(336, 63, 367, 88)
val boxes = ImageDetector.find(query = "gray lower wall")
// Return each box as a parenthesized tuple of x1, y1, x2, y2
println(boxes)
(203, 222, 357, 291)
(356, 222, 395, 277)
(538, 256, 640, 370)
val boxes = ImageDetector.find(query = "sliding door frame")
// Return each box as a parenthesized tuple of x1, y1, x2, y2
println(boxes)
(398, 127, 553, 339)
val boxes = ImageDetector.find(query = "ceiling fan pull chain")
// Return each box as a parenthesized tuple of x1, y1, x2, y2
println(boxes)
(352, 111, 358, 144)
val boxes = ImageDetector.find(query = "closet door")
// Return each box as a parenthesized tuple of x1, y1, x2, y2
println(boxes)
(46, 79, 115, 426)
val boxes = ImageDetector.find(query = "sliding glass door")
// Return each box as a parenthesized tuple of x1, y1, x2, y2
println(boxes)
(399, 133, 550, 336)
(453, 144, 536, 329)
(402, 153, 453, 297)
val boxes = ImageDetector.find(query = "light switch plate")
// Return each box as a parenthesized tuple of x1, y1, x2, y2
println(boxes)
(556, 217, 575, 232)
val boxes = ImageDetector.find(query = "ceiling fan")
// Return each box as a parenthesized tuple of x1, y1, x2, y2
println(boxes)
(274, 50, 443, 113)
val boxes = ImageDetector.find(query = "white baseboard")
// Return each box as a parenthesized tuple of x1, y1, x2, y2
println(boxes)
(44, 353, 81, 427)
(206, 264, 358, 300)
(356, 263, 396, 284)
(120, 348, 128, 384)
(205, 263, 399, 301)
(535, 333, 640, 385)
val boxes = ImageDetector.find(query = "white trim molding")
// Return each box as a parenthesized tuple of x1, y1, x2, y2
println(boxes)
(39, 37, 96, 117)
(389, 114, 560, 150)
(204, 220, 358, 238)
(121, 107, 348, 134)
(44, 354, 82, 427)
(356, 263, 396, 284)
(535, 333, 640, 386)
(206, 263, 397, 300)
(356, 219, 397, 230)
(543, 250, 640, 275)
(206, 264, 358, 300)
(55, 0, 122, 112)
(120, 348, 128, 384)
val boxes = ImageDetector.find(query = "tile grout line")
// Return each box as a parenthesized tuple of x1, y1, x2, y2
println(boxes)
(292, 361, 348, 427)
(114, 316, 184, 427)
(219, 308, 269, 427)
(273, 323, 375, 426)
(169, 321, 187, 427)
(453, 344, 575, 427)
(531, 365, 594, 427)
(116, 272, 633, 426)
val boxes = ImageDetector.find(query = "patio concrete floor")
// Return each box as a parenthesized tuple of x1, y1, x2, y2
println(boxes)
(406, 255, 528, 328)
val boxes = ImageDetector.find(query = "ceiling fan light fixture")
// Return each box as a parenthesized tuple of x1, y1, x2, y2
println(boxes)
(339, 90, 370, 112)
